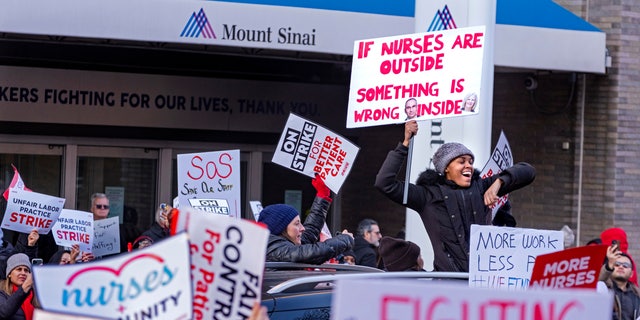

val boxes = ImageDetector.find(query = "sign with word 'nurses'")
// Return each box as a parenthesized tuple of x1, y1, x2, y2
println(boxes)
(2, 188, 65, 234)
(273, 113, 359, 193)
(469, 225, 564, 290)
(529, 244, 608, 290)
(184, 207, 269, 320)
(177, 149, 241, 218)
(347, 25, 486, 128)
(332, 278, 612, 319)
(33, 233, 193, 320)
(51, 209, 94, 252)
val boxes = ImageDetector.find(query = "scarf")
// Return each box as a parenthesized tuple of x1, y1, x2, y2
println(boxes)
(12, 284, 34, 320)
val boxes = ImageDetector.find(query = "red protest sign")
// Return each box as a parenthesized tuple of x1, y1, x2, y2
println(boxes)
(529, 244, 607, 289)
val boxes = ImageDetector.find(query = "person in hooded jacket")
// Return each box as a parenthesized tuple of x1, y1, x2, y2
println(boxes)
(258, 175, 354, 265)
(374, 120, 536, 272)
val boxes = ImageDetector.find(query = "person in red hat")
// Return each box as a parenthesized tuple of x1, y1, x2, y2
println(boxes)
(601, 227, 637, 285)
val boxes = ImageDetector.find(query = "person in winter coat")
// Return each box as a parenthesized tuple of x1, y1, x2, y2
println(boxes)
(601, 227, 638, 285)
(258, 175, 354, 265)
(599, 244, 640, 320)
(374, 120, 536, 272)
(0, 253, 39, 320)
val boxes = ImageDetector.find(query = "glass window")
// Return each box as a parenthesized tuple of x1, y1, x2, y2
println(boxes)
(76, 147, 158, 253)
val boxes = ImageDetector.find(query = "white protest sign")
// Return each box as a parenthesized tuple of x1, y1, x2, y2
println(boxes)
(273, 113, 359, 193)
(469, 225, 564, 290)
(480, 131, 513, 216)
(249, 201, 263, 221)
(33, 233, 192, 320)
(51, 209, 93, 252)
(185, 207, 269, 320)
(34, 309, 102, 320)
(347, 25, 486, 128)
(2, 188, 65, 234)
(92, 216, 120, 256)
(177, 149, 241, 218)
(332, 278, 613, 319)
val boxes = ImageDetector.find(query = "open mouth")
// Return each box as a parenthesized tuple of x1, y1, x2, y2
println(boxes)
(462, 171, 472, 177)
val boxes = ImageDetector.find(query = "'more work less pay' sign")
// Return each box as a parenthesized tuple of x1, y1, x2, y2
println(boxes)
(347, 25, 486, 128)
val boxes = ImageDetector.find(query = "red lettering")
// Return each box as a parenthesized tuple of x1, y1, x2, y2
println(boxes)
(188, 156, 205, 180)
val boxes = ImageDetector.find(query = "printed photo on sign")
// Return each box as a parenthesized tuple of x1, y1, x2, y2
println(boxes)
(529, 244, 608, 289)
(347, 25, 487, 128)
(468, 225, 563, 290)
(177, 149, 241, 218)
(183, 207, 269, 320)
(2, 188, 65, 234)
(92, 216, 120, 256)
(273, 113, 359, 193)
(332, 278, 613, 319)
(51, 209, 94, 252)
(33, 233, 193, 320)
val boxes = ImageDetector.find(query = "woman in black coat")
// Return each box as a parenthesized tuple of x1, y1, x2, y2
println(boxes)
(375, 120, 536, 272)
(258, 176, 353, 265)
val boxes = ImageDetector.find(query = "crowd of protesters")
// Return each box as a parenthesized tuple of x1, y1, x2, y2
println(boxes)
(0, 122, 636, 319)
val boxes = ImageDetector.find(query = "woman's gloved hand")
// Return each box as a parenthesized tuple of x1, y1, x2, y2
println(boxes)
(312, 174, 331, 201)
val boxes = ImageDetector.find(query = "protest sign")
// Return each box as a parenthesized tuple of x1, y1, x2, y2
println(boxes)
(34, 309, 102, 320)
(347, 25, 486, 128)
(249, 200, 263, 221)
(177, 149, 241, 218)
(529, 244, 608, 289)
(184, 207, 269, 320)
(2, 164, 31, 200)
(273, 113, 359, 193)
(33, 233, 192, 320)
(52, 209, 94, 252)
(2, 188, 65, 234)
(92, 216, 120, 256)
(469, 225, 564, 290)
(332, 278, 613, 319)
(480, 131, 512, 216)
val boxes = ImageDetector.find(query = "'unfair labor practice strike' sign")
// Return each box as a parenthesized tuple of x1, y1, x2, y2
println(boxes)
(177, 149, 241, 218)
(347, 25, 486, 128)
(2, 188, 65, 234)
(273, 113, 359, 193)
(52, 209, 94, 252)
(469, 225, 563, 290)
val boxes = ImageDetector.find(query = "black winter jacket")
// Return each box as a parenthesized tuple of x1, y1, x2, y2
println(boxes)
(0, 283, 31, 320)
(374, 143, 535, 272)
(265, 196, 353, 264)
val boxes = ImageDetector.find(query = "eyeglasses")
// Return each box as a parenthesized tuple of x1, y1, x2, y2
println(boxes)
(614, 262, 632, 269)
(95, 204, 110, 209)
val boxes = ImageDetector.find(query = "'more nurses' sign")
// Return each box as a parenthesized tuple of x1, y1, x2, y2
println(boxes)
(347, 25, 486, 128)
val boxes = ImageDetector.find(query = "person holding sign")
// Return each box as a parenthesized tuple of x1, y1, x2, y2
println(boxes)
(374, 121, 536, 272)
(258, 175, 354, 264)
(0, 253, 39, 319)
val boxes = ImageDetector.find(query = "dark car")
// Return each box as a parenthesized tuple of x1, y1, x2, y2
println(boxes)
(261, 262, 468, 320)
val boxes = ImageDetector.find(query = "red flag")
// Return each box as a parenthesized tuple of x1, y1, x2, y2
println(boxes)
(2, 164, 31, 200)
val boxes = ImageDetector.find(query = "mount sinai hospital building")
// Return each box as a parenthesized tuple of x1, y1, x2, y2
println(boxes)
(1, 0, 639, 264)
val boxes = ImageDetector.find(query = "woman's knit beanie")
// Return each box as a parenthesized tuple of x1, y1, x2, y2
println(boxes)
(258, 204, 299, 235)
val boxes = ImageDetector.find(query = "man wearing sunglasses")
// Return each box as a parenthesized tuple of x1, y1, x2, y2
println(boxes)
(600, 244, 640, 320)
(91, 193, 111, 220)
